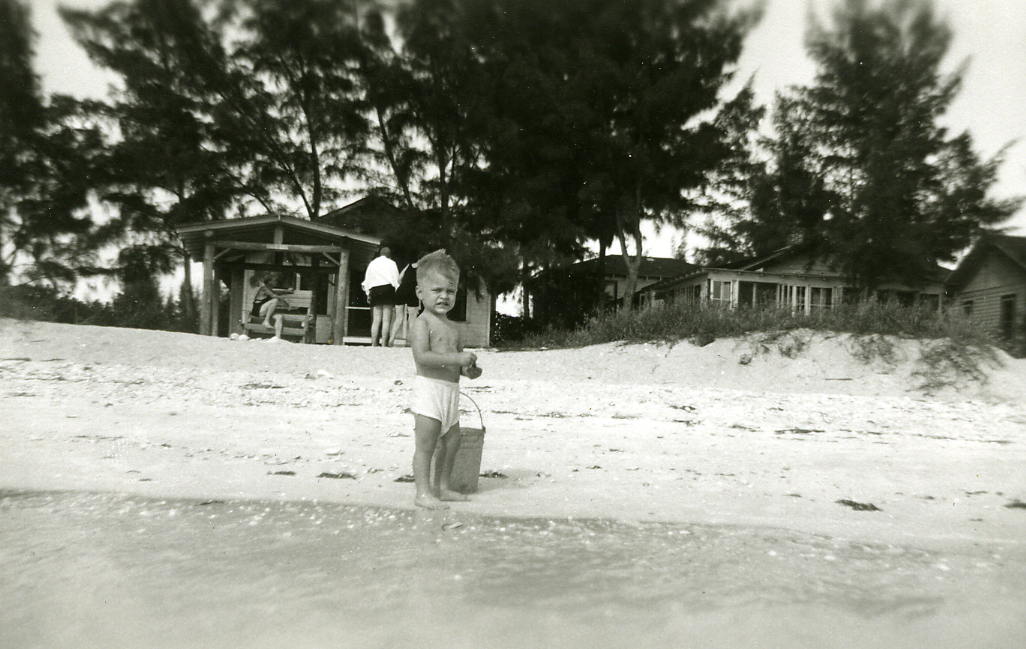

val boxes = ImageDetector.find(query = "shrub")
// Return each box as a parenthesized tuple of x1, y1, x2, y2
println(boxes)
(514, 301, 996, 351)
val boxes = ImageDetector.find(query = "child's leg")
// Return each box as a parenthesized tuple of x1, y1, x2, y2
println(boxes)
(436, 425, 469, 502)
(413, 414, 447, 509)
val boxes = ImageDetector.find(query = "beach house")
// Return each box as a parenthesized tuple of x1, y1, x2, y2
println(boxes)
(636, 246, 947, 313)
(946, 234, 1026, 343)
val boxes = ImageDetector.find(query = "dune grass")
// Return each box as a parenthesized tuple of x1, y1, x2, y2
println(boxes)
(517, 301, 994, 351)
(513, 301, 1007, 389)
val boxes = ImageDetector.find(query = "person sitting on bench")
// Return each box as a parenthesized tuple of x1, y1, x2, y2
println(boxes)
(250, 272, 293, 336)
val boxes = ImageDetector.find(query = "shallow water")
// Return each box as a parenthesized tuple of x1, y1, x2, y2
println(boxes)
(1, 490, 1023, 649)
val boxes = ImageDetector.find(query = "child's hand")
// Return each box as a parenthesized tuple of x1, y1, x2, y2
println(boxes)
(457, 351, 477, 368)
(464, 365, 483, 379)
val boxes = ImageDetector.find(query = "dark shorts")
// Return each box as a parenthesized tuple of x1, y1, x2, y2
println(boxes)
(251, 297, 270, 317)
(369, 284, 396, 307)
(395, 288, 420, 307)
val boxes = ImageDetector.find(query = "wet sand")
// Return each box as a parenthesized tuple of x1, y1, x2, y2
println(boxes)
(2, 490, 1024, 649)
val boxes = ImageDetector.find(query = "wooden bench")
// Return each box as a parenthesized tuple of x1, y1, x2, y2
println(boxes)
(242, 311, 310, 340)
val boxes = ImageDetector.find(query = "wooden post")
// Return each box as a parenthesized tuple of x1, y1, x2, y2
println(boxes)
(333, 249, 350, 345)
(229, 266, 244, 334)
(200, 241, 214, 335)
(306, 256, 319, 344)
(273, 225, 284, 267)
(211, 264, 221, 336)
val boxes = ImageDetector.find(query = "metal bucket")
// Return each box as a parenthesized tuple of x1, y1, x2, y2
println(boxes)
(449, 392, 486, 494)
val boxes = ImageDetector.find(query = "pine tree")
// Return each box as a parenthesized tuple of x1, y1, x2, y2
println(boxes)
(62, 0, 256, 320)
(219, 0, 372, 219)
(0, 0, 105, 289)
(784, 0, 1019, 287)
(546, 0, 759, 307)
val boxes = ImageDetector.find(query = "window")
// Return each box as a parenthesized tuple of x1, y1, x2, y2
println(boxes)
(894, 291, 916, 307)
(1000, 294, 1016, 339)
(962, 300, 973, 316)
(754, 283, 778, 308)
(710, 280, 732, 305)
(675, 284, 701, 304)
(738, 281, 756, 307)
(604, 280, 619, 301)
(794, 286, 806, 312)
(810, 287, 833, 311)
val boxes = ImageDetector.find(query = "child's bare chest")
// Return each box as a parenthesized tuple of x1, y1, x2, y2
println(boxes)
(428, 322, 459, 352)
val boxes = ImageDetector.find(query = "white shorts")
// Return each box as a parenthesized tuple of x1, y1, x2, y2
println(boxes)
(411, 376, 460, 435)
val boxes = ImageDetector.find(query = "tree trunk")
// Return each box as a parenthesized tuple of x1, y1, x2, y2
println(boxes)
(182, 252, 195, 330)
(0, 221, 8, 287)
(520, 258, 531, 320)
(615, 208, 643, 310)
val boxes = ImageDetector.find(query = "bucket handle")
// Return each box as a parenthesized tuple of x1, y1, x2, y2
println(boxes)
(460, 391, 485, 430)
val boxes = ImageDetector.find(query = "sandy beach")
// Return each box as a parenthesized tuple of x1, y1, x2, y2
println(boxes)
(3, 318, 1026, 649)
(2, 317, 1024, 550)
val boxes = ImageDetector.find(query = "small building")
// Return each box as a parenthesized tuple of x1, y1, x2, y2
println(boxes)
(532, 255, 696, 305)
(316, 197, 493, 347)
(639, 246, 946, 313)
(176, 214, 382, 344)
(177, 201, 494, 347)
(588, 256, 698, 304)
(946, 234, 1026, 342)
(529, 255, 697, 326)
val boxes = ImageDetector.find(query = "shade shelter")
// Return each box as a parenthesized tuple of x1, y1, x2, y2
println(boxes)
(176, 215, 381, 344)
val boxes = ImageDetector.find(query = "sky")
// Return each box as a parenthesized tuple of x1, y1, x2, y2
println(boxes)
(28, 0, 1026, 265)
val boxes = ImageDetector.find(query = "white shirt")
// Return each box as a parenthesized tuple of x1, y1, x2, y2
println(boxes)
(362, 255, 400, 295)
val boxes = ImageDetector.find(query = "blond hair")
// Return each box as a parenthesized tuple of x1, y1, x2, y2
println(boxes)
(416, 249, 460, 284)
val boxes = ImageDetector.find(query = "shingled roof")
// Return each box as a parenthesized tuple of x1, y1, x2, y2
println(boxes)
(947, 234, 1026, 289)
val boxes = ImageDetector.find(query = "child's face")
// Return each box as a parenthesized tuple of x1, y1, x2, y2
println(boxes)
(416, 270, 459, 316)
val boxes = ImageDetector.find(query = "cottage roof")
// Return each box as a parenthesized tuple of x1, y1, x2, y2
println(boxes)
(317, 196, 407, 231)
(637, 244, 950, 296)
(947, 234, 1026, 289)
(560, 255, 697, 279)
(175, 214, 381, 264)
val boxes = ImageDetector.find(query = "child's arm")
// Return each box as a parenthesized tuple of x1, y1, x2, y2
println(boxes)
(457, 335, 482, 379)
(410, 317, 476, 369)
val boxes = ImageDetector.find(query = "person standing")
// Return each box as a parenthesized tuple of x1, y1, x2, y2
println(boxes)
(390, 260, 420, 345)
(407, 250, 482, 509)
(362, 246, 400, 346)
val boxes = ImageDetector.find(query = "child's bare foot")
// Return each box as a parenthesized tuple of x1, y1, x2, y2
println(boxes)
(263, 320, 273, 328)
(439, 489, 469, 502)
(415, 493, 449, 509)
